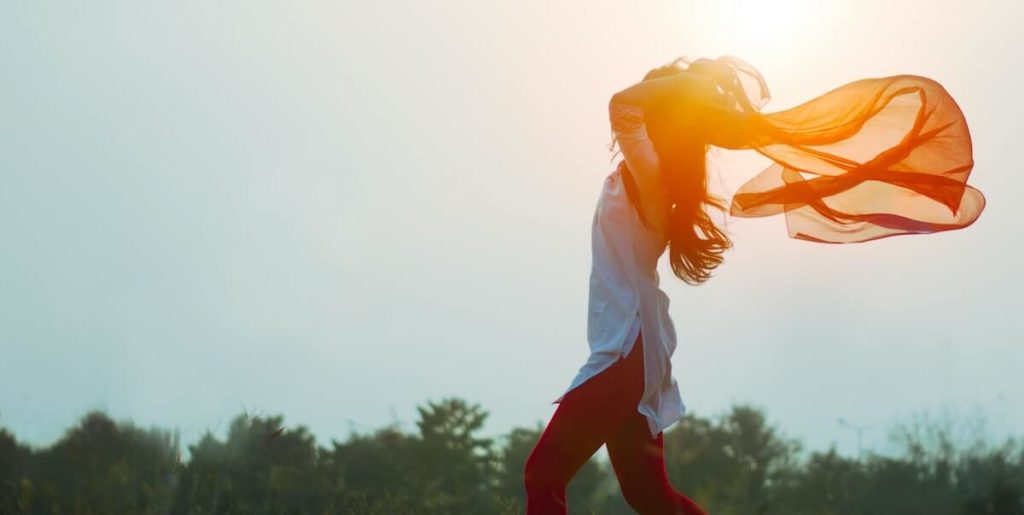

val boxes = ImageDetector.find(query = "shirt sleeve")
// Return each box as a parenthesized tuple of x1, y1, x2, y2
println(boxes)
(609, 102, 670, 233)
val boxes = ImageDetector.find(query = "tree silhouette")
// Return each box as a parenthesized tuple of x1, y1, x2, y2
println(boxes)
(172, 412, 321, 513)
(0, 399, 1021, 514)
(1, 411, 180, 514)
(662, 405, 802, 514)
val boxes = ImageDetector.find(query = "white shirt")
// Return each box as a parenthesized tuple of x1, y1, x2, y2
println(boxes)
(552, 103, 687, 439)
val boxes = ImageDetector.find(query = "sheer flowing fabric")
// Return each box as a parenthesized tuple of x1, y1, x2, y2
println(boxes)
(687, 56, 985, 243)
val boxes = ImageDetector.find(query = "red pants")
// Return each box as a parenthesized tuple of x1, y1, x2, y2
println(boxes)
(523, 331, 707, 515)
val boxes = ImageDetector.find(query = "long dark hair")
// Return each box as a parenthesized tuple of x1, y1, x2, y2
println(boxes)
(616, 61, 733, 285)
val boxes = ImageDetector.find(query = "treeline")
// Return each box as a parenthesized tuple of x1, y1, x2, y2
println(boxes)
(1, 398, 1022, 514)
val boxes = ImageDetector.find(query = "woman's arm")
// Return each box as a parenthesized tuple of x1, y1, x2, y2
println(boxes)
(609, 69, 720, 111)
(611, 67, 760, 150)
(609, 103, 670, 232)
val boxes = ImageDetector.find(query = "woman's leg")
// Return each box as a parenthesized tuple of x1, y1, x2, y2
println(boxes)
(524, 335, 647, 514)
(605, 403, 707, 515)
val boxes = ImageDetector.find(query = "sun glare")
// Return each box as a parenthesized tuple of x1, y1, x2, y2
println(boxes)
(706, 0, 830, 56)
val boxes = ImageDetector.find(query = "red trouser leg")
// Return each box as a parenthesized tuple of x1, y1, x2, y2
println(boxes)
(523, 331, 707, 515)
(606, 411, 707, 515)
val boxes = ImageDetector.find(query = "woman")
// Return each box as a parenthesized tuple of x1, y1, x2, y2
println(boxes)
(523, 56, 984, 514)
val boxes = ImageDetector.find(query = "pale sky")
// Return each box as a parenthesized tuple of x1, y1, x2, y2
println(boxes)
(2, 0, 1021, 461)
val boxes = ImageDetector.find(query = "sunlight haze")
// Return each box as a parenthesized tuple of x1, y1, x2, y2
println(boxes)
(1, 0, 1020, 461)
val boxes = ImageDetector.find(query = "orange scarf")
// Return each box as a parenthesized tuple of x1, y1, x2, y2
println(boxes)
(688, 55, 985, 243)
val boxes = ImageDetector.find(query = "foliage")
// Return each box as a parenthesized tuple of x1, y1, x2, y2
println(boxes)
(0, 399, 1021, 514)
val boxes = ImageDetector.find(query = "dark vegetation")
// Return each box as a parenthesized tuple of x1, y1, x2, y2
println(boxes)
(1, 398, 1021, 514)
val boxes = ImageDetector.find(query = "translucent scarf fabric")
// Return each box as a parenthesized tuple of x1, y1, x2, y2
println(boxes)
(686, 56, 985, 243)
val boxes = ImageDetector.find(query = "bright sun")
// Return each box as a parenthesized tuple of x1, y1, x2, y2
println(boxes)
(706, 0, 830, 55)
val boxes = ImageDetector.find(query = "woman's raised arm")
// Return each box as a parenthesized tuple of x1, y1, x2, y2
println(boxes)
(609, 66, 758, 149)
(609, 69, 720, 111)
